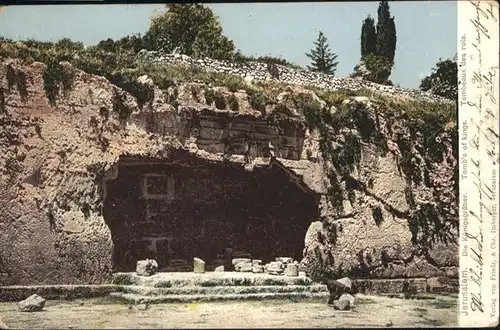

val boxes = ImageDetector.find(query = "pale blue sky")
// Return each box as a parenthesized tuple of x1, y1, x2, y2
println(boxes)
(0, 2, 457, 88)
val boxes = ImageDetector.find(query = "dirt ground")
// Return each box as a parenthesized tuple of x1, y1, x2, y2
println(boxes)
(0, 294, 457, 329)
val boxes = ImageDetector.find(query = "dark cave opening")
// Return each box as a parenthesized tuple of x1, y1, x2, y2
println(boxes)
(103, 154, 319, 272)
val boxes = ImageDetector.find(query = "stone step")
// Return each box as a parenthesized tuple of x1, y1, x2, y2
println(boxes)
(109, 291, 330, 304)
(112, 272, 314, 288)
(120, 284, 328, 296)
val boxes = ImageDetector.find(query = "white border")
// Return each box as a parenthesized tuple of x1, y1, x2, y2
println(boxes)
(458, 1, 499, 327)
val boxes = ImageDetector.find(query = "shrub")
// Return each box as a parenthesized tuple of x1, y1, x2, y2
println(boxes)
(43, 60, 75, 106)
(248, 90, 267, 113)
(214, 91, 226, 109)
(228, 94, 239, 112)
(112, 91, 133, 121)
(204, 87, 215, 105)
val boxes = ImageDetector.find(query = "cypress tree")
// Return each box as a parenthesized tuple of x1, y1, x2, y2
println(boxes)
(375, 1, 397, 64)
(305, 31, 339, 75)
(361, 15, 377, 59)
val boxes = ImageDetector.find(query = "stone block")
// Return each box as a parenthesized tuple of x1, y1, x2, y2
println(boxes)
(136, 259, 158, 276)
(232, 258, 251, 266)
(214, 265, 225, 272)
(235, 261, 253, 272)
(265, 261, 284, 275)
(18, 294, 45, 312)
(193, 257, 205, 274)
(284, 263, 298, 277)
(252, 259, 262, 265)
(252, 265, 265, 273)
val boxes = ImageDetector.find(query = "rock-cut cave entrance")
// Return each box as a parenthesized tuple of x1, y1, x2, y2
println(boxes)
(103, 153, 319, 272)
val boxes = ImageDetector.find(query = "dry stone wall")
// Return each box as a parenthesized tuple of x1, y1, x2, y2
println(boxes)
(138, 50, 452, 104)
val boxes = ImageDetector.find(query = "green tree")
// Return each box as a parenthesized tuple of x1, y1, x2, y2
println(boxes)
(375, 1, 397, 64)
(351, 53, 392, 85)
(145, 4, 235, 60)
(419, 58, 458, 100)
(305, 31, 339, 75)
(361, 15, 377, 59)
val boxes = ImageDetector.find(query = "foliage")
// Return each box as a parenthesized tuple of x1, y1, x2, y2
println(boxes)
(305, 31, 339, 75)
(419, 58, 458, 101)
(112, 91, 133, 121)
(43, 60, 76, 106)
(351, 53, 392, 85)
(204, 87, 215, 105)
(96, 34, 147, 54)
(145, 4, 235, 60)
(247, 90, 267, 113)
(213, 90, 226, 109)
(361, 15, 377, 58)
(227, 94, 239, 112)
(375, 1, 397, 64)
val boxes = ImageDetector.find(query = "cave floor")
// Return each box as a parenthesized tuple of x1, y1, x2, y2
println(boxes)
(0, 294, 457, 329)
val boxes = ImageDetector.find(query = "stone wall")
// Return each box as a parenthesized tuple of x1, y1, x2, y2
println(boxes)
(137, 50, 452, 104)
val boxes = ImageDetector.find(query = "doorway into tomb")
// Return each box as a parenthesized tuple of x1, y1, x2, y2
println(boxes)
(103, 154, 319, 272)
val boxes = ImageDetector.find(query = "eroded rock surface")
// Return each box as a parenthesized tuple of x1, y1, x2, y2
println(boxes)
(0, 59, 457, 287)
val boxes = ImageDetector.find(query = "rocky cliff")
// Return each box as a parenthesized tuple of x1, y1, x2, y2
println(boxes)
(0, 58, 458, 287)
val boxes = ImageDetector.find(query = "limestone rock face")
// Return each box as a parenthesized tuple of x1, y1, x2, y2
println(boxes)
(301, 97, 458, 283)
(0, 59, 457, 287)
(18, 294, 45, 312)
(136, 259, 158, 276)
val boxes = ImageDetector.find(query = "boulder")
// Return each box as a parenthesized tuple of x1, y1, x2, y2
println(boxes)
(284, 263, 299, 277)
(340, 293, 355, 307)
(136, 259, 158, 276)
(252, 259, 262, 266)
(333, 294, 355, 311)
(18, 294, 45, 312)
(214, 265, 225, 272)
(193, 257, 205, 274)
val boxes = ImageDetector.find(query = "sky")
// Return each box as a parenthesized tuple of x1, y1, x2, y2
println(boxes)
(0, 2, 457, 89)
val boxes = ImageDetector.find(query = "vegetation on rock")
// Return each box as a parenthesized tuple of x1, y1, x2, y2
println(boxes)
(419, 57, 458, 101)
(353, 1, 397, 85)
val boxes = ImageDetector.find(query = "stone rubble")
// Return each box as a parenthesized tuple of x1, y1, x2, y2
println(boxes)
(136, 259, 158, 277)
(18, 294, 46, 312)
